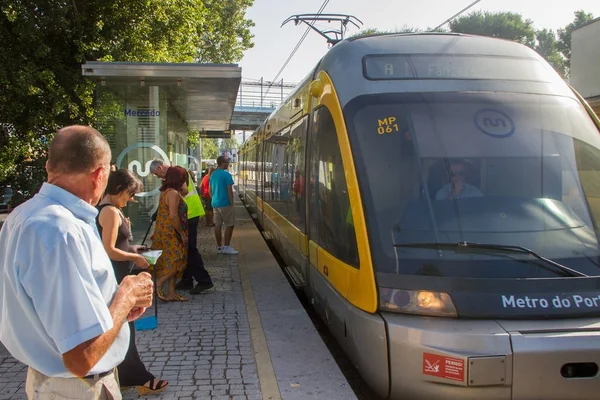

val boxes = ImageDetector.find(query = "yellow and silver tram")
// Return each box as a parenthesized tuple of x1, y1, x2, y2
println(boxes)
(238, 32, 600, 400)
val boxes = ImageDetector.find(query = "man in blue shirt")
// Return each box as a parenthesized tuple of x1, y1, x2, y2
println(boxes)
(0, 125, 153, 399)
(209, 156, 238, 255)
(435, 159, 484, 200)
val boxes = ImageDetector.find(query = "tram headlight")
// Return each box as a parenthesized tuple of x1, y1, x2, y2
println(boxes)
(379, 288, 457, 317)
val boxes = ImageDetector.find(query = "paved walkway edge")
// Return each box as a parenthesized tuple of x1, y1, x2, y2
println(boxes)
(237, 240, 283, 400)
(233, 193, 357, 400)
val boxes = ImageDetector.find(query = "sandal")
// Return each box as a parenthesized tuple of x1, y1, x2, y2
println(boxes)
(172, 293, 189, 302)
(157, 291, 168, 301)
(135, 377, 168, 396)
(158, 292, 189, 302)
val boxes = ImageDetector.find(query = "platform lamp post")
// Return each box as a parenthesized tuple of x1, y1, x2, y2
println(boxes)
(260, 77, 263, 108)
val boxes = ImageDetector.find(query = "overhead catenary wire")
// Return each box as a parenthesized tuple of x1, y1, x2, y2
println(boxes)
(264, 0, 331, 96)
(432, 0, 482, 31)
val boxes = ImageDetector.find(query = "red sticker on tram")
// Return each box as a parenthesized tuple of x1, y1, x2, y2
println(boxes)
(422, 352, 465, 382)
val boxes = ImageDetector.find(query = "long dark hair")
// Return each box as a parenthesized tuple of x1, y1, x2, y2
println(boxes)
(160, 166, 188, 192)
(105, 169, 143, 196)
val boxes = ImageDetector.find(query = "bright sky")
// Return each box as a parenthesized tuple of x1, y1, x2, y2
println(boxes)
(239, 0, 600, 84)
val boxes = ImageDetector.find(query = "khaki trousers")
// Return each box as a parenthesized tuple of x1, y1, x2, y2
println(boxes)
(25, 367, 121, 400)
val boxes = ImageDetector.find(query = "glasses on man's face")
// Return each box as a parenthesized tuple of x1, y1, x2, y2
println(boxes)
(451, 170, 465, 177)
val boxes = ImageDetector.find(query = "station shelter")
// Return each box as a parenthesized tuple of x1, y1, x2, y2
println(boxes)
(81, 62, 241, 233)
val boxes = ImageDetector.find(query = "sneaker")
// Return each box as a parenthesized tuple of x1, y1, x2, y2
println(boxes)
(217, 246, 223, 254)
(221, 246, 239, 255)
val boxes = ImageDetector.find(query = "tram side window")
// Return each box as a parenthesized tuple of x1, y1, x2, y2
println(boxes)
(260, 140, 269, 199)
(310, 107, 359, 267)
(252, 144, 258, 193)
(287, 116, 308, 231)
(263, 132, 288, 214)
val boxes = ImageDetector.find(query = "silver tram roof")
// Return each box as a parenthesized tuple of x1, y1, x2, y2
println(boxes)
(247, 33, 574, 139)
(316, 33, 572, 107)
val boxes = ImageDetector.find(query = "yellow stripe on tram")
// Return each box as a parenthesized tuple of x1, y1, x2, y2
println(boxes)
(309, 70, 378, 313)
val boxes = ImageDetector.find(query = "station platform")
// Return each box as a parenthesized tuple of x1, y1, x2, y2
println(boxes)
(0, 192, 356, 400)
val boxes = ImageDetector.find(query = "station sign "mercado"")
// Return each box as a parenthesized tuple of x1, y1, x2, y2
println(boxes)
(124, 109, 160, 117)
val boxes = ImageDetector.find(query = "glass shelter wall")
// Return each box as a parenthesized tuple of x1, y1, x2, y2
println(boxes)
(96, 82, 192, 235)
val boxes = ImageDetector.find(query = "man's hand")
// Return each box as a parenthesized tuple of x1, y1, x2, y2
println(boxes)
(132, 254, 150, 269)
(127, 306, 147, 322)
(118, 272, 153, 308)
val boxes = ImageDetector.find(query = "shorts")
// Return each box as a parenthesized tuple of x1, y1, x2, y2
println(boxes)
(214, 205, 235, 227)
(201, 197, 213, 211)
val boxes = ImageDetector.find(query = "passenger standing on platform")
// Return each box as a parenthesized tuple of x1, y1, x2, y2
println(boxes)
(149, 160, 214, 294)
(151, 166, 189, 301)
(209, 156, 238, 255)
(96, 169, 168, 395)
(200, 167, 215, 227)
(0, 125, 153, 400)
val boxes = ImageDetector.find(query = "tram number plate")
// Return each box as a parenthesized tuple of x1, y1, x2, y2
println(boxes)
(423, 352, 465, 382)
(377, 116, 400, 135)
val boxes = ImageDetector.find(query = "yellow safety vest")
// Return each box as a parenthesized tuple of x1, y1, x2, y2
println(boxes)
(346, 205, 354, 226)
(185, 173, 205, 219)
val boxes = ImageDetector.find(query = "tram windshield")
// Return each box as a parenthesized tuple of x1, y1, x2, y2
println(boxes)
(345, 91, 600, 278)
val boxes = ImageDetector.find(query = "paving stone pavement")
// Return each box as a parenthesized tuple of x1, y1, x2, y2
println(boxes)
(0, 222, 262, 400)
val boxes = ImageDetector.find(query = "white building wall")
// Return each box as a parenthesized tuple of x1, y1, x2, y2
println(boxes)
(571, 18, 600, 100)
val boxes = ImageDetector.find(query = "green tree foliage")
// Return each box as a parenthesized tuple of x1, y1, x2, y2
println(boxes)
(188, 130, 201, 148)
(0, 0, 254, 195)
(220, 137, 239, 151)
(201, 138, 219, 159)
(198, 0, 255, 63)
(449, 11, 536, 47)
(534, 28, 566, 76)
(349, 25, 424, 38)
(187, 134, 219, 159)
(557, 10, 595, 74)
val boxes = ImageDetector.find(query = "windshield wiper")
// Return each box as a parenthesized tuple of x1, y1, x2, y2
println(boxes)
(394, 241, 588, 277)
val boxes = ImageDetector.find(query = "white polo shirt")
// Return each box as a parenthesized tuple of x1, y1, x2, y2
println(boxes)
(0, 183, 129, 377)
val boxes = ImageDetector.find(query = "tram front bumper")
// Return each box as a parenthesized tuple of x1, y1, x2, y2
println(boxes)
(382, 312, 600, 400)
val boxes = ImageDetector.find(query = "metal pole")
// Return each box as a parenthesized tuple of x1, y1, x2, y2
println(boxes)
(196, 140, 202, 174)
(280, 79, 284, 104)
(260, 77, 263, 108)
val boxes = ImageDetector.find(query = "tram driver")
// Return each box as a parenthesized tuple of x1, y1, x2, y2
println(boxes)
(435, 159, 483, 200)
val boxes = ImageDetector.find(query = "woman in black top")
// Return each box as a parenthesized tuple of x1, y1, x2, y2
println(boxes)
(96, 169, 168, 395)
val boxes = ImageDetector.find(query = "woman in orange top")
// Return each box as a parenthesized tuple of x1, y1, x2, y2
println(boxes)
(200, 167, 215, 226)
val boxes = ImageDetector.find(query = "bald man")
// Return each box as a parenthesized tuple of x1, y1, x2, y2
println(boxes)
(0, 125, 154, 399)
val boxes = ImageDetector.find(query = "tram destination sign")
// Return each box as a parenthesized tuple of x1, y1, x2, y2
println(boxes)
(363, 54, 551, 82)
(450, 291, 600, 318)
(501, 294, 600, 310)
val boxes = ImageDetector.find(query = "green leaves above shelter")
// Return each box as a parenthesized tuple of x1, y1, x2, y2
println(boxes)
(0, 0, 255, 191)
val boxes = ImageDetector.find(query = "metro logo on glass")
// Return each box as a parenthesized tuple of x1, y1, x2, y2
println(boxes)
(474, 109, 515, 138)
(115, 142, 170, 198)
